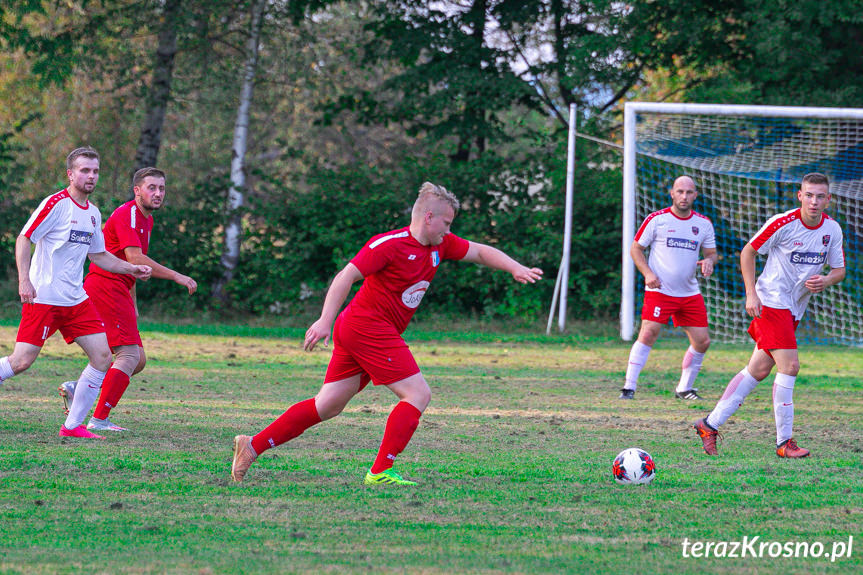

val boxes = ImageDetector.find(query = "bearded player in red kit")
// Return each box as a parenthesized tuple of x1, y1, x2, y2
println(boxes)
(59, 167, 198, 432)
(231, 182, 543, 485)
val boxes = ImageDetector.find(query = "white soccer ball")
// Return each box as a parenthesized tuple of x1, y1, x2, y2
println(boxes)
(612, 448, 655, 485)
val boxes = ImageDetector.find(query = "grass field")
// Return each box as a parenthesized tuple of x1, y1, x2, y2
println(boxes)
(0, 323, 860, 574)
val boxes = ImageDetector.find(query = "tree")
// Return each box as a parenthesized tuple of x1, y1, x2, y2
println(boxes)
(689, 0, 863, 106)
(212, 0, 268, 303)
(132, 0, 182, 175)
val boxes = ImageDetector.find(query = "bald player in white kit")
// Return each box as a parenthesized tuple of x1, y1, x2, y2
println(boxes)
(620, 175, 718, 400)
(694, 172, 845, 458)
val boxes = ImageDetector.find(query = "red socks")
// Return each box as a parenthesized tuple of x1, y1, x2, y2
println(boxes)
(248, 398, 421, 470)
(93, 368, 130, 420)
(370, 401, 422, 474)
(252, 398, 321, 455)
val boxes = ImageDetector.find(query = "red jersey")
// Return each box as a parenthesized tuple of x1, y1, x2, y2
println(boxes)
(88, 200, 153, 290)
(344, 227, 470, 334)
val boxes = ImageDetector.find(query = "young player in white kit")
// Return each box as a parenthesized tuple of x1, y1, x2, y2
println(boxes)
(0, 147, 151, 439)
(694, 173, 845, 458)
(620, 176, 717, 400)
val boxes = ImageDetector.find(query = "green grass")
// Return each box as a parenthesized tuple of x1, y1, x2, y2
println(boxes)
(0, 325, 860, 574)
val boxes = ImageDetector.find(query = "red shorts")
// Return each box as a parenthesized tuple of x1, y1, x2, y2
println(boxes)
(747, 306, 799, 351)
(16, 299, 105, 347)
(641, 292, 708, 327)
(324, 315, 420, 388)
(84, 274, 142, 348)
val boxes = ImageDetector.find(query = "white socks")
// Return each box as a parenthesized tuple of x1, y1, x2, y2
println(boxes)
(705, 368, 797, 443)
(676, 346, 705, 393)
(63, 364, 106, 430)
(706, 367, 760, 429)
(625, 343, 706, 393)
(624, 341, 651, 390)
(0, 357, 14, 383)
(773, 373, 796, 446)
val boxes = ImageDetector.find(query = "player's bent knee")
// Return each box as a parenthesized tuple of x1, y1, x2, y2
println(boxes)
(113, 346, 141, 374)
(407, 386, 431, 412)
(781, 362, 800, 377)
(750, 365, 772, 381)
(133, 356, 147, 375)
(9, 355, 35, 374)
(91, 350, 113, 371)
(9, 344, 40, 374)
(315, 399, 346, 421)
(129, 347, 147, 375)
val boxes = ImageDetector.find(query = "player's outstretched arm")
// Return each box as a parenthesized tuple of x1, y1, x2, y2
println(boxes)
(461, 241, 542, 284)
(124, 247, 197, 295)
(304, 263, 364, 351)
(88, 251, 152, 281)
(740, 244, 761, 318)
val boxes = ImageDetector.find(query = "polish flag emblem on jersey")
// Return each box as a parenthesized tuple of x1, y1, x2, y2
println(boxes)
(431, 251, 440, 267)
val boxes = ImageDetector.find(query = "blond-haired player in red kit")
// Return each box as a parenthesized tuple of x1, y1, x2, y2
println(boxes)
(695, 173, 845, 458)
(231, 182, 543, 485)
(620, 175, 717, 400)
(0, 147, 151, 438)
(59, 167, 198, 432)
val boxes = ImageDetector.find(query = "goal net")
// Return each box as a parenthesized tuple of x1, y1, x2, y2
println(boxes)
(621, 103, 863, 345)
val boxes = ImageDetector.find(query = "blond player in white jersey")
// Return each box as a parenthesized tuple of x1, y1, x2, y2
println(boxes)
(620, 176, 717, 400)
(695, 172, 845, 458)
(0, 147, 151, 439)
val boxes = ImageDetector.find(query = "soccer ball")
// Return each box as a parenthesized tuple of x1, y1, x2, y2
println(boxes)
(612, 448, 655, 485)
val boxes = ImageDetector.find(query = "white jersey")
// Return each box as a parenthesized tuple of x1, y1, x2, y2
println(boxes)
(20, 189, 106, 306)
(635, 208, 716, 297)
(749, 208, 845, 320)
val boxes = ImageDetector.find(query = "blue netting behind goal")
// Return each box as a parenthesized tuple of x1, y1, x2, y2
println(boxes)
(634, 113, 862, 345)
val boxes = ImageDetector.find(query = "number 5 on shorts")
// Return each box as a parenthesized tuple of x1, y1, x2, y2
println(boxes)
(652, 306, 661, 318)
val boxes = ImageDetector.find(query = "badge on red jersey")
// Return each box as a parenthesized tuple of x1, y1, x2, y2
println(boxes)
(431, 251, 440, 267)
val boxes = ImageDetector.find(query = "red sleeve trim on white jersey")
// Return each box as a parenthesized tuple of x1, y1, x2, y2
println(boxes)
(693, 211, 712, 223)
(750, 209, 800, 251)
(24, 190, 69, 238)
(634, 208, 670, 242)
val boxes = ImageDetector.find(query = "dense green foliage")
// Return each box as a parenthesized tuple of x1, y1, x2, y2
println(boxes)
(129, 146, 620, 320)
(1, 0, 861, 322)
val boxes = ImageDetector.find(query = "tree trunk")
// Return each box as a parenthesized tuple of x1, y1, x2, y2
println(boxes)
(451, 0, 487, 163)
(212, 0, 267, 303)
(131, 0, 180, 184)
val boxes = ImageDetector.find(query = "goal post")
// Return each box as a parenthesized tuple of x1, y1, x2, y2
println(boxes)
(621, 102, 863, 345)
(547, 103, 577, 334)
